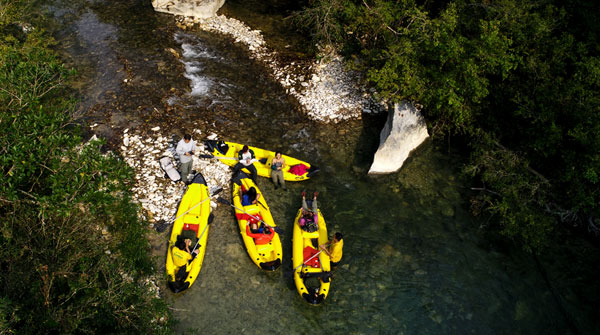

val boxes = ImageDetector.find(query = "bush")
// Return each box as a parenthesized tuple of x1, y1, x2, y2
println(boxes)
(0, 4, 173, 334)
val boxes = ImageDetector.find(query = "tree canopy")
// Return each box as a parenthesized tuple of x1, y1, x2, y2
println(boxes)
(294, 0, 600, 251)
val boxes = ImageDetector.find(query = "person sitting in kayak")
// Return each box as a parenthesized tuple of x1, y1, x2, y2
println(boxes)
(241, 186, 260, 206)
(299, 191, 319, 231)
(247, 213, 264, 234)
(233, 145, 258, 183)
(320, 232, 344, 266)
(172, 238, 198, 280)
(246, 222, 273, 244)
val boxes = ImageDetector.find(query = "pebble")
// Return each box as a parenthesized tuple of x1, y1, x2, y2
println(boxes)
(176, 14, 387, 123)
(118, 129, 231, 223)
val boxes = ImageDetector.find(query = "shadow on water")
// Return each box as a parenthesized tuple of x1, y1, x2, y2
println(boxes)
(47, 0, 599, 334)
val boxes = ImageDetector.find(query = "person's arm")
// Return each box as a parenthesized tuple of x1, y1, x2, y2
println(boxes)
(190, 140, 197, 154)
(319, 242, 332, 256)
(249, 149, 257, 164)
(176, 141, 185, 157)
(280, 158, 285, 169)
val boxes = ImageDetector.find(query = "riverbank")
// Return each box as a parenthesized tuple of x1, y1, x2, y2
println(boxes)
(175, 14, 386, 123)
(0, 3, 173, 332)
(114, 7, 389, 226)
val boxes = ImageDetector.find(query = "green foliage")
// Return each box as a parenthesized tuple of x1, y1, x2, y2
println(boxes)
(465, 133, 555, 251)
(289, 0, 348, 46)
(0, 5, 173, 334)
(295, 0, 600, 251)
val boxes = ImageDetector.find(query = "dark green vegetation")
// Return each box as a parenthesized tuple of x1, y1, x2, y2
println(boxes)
(293, 0, 600, 251)
(0, 1, 172, 333)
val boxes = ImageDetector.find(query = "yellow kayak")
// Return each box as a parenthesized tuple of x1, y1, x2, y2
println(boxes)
(231, 173, 282, 270)
(165, 173, 213, 293)
(204, 140, 319, 181)
(292, 204, 331, 304)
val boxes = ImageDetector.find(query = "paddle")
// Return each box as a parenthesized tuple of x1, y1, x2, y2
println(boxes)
(284, 249, 323, 278)
(216, 197, 284, 235)
(156, 187, 222, 232)
(174, 212, 214, 283)
(189, 212, 214, 255)
(199, 153, 268, 164)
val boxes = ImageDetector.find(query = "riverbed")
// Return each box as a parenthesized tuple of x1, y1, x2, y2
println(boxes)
(48, 0, 598, 334)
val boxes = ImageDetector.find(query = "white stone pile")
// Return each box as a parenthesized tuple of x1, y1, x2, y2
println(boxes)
(177, 14, 386, 123)
(180, 15, 267, 54)
(119, 127, 231, 224)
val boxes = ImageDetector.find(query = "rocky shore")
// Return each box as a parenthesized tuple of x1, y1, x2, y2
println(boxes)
(118, 12, 388, 226)
(176, 14, 385, 123)
(119, 128, 231, 226)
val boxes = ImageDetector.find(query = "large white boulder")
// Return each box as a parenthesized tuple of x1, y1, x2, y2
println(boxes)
(152, 0, 225, 19)
(368, 102, 429, 175)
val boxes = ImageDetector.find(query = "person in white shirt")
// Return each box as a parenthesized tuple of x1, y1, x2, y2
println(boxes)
(233, 145, 257, 182)
(176, 134, 196, 183)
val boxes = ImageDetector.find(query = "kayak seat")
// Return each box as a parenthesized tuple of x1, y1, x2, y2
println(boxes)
(256, 242, 274, 253)
(182, 223, 199, 234)
(243, 204, 260, 215)
(302, 230, 320, 239)
(180, 224, 200, 245)
(183, 214, 200, 225)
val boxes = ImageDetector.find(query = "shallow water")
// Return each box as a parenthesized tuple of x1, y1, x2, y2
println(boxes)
(48, 0, 598, 334)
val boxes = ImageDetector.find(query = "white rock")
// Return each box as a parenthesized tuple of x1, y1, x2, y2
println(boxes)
(368, 102, 429, 175)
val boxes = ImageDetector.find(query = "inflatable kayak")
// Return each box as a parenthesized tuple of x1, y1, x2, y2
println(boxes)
(166, 173, 213, 293)
(231, 172, 282, 270)
(292, 203, 331, 304)
(204, 140, 319, 181)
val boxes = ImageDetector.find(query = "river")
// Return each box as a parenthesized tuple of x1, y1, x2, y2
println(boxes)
(48, 0, 598, 334)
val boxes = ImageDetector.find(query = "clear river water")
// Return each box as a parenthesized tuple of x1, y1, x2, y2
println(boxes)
(48, 0, 599, 334)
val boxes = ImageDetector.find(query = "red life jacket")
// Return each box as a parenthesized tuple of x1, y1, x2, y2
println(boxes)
(303, 246, 321, 268)
(289, 164, 309, 176)
(246, 225, 274, 245)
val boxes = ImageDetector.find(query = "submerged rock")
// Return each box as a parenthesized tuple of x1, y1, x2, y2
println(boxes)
(368, 102, 429, 175)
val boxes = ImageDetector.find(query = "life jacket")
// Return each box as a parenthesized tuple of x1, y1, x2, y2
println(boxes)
(246, 225, 274, 245)
(302, 246, 320, 268)
(172, 246, 192, 268)
(289, 164, 309, 176)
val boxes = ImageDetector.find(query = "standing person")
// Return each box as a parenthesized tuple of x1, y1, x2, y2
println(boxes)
(176, 134, 196, 183)
(271, 151, 286, 190)
(233, 145, 257, 182)
(320, 232, 344, 267)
